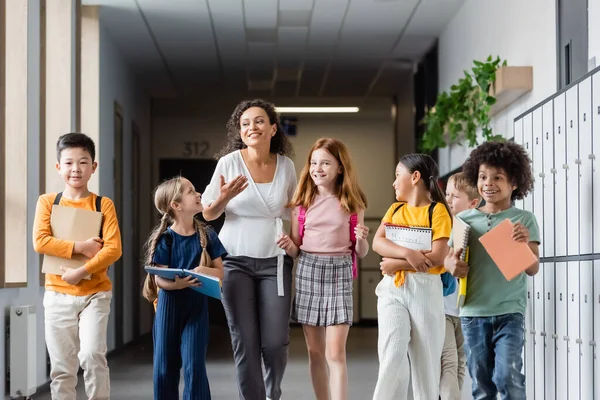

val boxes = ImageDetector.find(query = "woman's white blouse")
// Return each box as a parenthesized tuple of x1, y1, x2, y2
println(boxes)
(202, 150, 297, 294)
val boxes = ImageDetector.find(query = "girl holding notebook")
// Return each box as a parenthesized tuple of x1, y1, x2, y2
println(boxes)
(371, 154, 452, 400)
(276, 138, 369, 400)
(141, 177, 227, 400)
(444, 141, 540, 400)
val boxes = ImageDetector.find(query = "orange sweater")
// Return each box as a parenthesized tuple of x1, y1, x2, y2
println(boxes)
(33, 192, 122, 296)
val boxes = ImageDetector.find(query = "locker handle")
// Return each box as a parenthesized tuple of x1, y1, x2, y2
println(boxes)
(590, 154, 596, 160)
(530, 330, 536, 335)
(538, 173, 545, 178)
(558, 126, 561, 134)
(583, 113, 586, 121)
(598, 105, 600, 115)
(563, 164, 569, 169)
(552, 334, 558, 339)
(536, 293, 540, 299)
(575, 159, 582, 164)
(570, 120, 573, 128)
(576, 339, 583, 344)
(564, 336, 570, 341)
(540, 332, 546, 337)
(585, 294, 588, 303)
(551, 168, 557, 174)
(572, 293, 575, 301)
(546, 132, 548, 139)
(560, 293, 563, 301)
(547, 293, 550, 300)
(591, 341, 597, 346)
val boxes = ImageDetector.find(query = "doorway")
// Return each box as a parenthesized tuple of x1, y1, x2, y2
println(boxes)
(113, 102, 124, 347)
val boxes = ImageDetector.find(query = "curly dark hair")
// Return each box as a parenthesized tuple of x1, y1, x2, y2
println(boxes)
(462, 141, 534, 200)
(216, 99, 293, 158)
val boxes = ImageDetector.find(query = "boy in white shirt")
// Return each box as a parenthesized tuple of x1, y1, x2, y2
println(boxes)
(441, 172, 481, 400)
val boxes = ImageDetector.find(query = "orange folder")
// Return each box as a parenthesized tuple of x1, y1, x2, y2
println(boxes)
(478, 218, 538, 281)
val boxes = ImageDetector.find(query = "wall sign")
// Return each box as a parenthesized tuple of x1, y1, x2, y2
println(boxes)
(182, 141, 210, 157)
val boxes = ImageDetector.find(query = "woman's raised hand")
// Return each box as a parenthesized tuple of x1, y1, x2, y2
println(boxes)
(219, 175, 248, 201)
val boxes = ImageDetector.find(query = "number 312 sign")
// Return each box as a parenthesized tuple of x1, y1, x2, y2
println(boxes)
(183, 141, 210, 157)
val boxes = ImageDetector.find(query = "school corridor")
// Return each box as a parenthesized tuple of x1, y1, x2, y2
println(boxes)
(0, 0, 599, 399)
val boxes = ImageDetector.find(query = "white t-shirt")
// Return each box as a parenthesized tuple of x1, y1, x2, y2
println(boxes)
(202, 150, 297, 259)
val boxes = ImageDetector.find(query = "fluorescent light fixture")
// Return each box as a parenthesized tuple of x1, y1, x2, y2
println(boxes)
(276, 107, 360, 114)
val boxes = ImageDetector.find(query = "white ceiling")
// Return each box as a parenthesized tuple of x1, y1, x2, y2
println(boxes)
(84, 0, 466, 98)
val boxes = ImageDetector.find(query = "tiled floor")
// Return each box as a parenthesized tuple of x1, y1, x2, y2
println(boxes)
(33, 326, 380, 400)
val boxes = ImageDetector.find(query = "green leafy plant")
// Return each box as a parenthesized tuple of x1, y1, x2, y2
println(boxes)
(420, 56, 507, 152)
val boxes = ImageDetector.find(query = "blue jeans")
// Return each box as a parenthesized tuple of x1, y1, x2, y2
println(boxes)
(461, 313, 526, 400)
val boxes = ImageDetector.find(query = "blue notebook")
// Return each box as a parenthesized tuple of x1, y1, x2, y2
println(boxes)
(144, 266, 222, 300)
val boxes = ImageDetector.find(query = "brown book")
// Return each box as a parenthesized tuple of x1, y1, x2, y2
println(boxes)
(479, 218, 537, 281)
(41, 205, 103, 279)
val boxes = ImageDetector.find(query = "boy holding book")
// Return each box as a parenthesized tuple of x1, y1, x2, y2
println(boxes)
(444, 141, 540, 399)
(33, 133, 122, 400)
(441, 172, 480, 400)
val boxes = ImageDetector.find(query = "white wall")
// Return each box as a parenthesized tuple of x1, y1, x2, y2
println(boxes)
(151, 97, 397, 220)
(98, 21, 152, 350)
(590, 0, 600, 65)
(437, 0, 557, 174)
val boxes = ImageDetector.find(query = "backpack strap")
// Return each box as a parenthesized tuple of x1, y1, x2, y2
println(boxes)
(297, 206, 306, 243)
(53, 192, 63, 205)
(391, 202, 404, 218)
(96, 196, 104, 239)
(349, 213, 359, 280)
(428, 202, 437, 228)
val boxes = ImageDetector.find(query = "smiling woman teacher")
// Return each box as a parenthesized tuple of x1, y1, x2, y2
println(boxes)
(202, 99, 297, 400)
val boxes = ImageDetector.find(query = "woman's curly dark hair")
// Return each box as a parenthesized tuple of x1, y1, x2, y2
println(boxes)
(216, 99, 293, 158)
(462, 140, 534, 201)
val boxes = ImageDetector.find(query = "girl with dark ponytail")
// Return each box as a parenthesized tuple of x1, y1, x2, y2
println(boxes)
(371, 153, 452, 399)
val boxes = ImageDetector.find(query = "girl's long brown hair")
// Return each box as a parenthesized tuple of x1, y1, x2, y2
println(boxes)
(141, 177, 212, 303)
(289, 138, 367, 214)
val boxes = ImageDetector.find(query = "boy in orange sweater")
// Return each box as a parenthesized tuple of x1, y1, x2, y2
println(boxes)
(33, 133, 122, 400)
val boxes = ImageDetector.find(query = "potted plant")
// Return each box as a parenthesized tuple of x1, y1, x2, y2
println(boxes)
(420, 56, 507, 152)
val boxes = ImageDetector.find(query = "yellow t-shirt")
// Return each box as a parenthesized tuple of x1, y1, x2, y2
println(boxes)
(382, 201, 452, 286)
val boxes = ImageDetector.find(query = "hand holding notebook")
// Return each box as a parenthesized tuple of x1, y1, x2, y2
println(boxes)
(145, 266, 222, 300)
(42, 205, 103, 279)
(479, 218, 538, 281)
(452, 216, 471, 307)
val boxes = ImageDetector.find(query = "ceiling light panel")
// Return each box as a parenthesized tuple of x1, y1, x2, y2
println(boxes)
(276, 107, 360, 113)
(278, 0, 314, 10)
(278, 9, 312, 27)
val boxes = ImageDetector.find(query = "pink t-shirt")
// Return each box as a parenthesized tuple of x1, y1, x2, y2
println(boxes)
(299, 195, 352, 256)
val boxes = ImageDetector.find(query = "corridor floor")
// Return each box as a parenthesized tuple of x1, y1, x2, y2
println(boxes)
(33, 326, 379, 400)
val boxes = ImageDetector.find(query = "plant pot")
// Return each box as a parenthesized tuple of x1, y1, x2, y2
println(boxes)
(489, 66, 533, 116)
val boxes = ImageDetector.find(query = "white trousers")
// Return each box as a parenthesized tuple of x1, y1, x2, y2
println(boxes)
(44, 290, 112, 400)
(373, 274, 445, 400)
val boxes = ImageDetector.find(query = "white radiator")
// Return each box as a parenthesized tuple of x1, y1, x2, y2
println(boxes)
(9, 305, 36, 397)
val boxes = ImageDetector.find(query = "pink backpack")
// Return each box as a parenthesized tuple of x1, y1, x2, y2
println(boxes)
(297, 206, 359, 280)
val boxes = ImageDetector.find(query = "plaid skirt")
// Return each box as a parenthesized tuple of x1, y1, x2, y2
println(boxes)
(291, 251, 353, 326)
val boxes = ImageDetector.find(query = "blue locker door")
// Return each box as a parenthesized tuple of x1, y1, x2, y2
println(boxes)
(514, 118, 525, 210)
(544, 262, 557, 400)
(580, 261, 593, 400)
(578, 78, 593, 255)
(542, 101, 555, 258)
(567, 261, 580, 400)
(555, 261, 568, 399)
(565, 87, 579, 257)
(594, 260, 600, 400)
(523, 113, 534, 214)
(554, 94, 567, 257)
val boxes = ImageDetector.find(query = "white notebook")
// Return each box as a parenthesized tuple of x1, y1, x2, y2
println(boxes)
(385, 224, 432, 251)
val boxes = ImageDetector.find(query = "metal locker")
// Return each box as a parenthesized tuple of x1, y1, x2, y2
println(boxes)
(544, 262, 557, 400)
(593, 260, 600, 400)
(523, 113, 534, 214)
(533, 109, 544, 258)
(580, 261, 593, 400)
(555, 261, 568, 399)
(542, 101, 555, 258)
(567, 261, 580, 400)
(565, 87, 579, 256)
(554, 93, 568, 257)
(525, 275, 535, 400)
(593, 75, 600, 253)
(578, 78, 593, 255)
(533, 263, 545, 399)
(514, 118, 525, 210)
